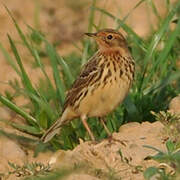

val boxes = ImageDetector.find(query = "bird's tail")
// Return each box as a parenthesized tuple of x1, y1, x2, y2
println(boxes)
(41, 108, 72, 143)
(41, 118, 62, 143)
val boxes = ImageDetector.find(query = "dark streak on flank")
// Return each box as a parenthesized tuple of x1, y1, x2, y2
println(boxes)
(104, 69, 112, 83)
(112, 61, 117, 72)
(84, 89, 88, 97)
(73, 91, 83, 106)
(91, 68, 103, 85)
(100, 62, 106, 69)
(120, 69, 123, 77)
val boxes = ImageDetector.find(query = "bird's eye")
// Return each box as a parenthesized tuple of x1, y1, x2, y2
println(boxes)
(107, 34, 113, 40)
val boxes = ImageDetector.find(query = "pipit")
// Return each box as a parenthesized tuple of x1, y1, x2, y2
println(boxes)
(41, 29, 135, 143)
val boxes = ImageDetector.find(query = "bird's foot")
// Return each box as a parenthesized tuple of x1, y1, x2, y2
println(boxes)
(107, 135, 127, 146)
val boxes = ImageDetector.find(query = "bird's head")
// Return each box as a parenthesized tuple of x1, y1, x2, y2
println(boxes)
(85, 29, 128, 51)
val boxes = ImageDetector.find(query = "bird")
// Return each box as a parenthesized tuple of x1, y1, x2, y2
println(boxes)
(41, 28, 135, 143)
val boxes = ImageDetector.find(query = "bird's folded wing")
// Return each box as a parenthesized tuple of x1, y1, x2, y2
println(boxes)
(63, 53, 102, 111)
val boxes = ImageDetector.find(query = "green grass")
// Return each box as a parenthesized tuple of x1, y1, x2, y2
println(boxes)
(0, 0, 179, 153)
(143, 111, 180, 179)
(143, 140, 180, 180)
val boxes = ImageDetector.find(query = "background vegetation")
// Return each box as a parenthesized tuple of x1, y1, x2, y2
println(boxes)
(0, 0, 180, 179)
(0, 0, 179, 150)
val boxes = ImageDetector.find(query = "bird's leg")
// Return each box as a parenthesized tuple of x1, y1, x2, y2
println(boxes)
(81, 115, 95, 141)
(100, 117, 127, 146)
(99, 117, 111, 136)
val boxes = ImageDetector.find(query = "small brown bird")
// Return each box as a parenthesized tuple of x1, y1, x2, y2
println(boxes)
(41, 29, 135, 143)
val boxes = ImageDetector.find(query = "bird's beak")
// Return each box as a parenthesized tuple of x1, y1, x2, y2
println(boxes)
(84, 32, 97, 37)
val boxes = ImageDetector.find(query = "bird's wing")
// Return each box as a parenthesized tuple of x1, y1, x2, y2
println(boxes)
(63, 52, 102, 111)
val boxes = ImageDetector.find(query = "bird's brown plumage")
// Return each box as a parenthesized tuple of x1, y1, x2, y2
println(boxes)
(41, 28, 135, 143)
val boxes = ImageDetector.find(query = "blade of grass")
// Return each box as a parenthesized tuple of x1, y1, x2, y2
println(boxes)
(4, 81, 58, 128)
(147, 0, 161, 21)
(122, 0, 146, 22)
(81, 0, 97, 66)
(27, 25, 74, 88)
(144, 71, 180, 95)
(0, 128, 37, 143)
(5, 5, 56, 93)
(123, 95, 142, 122)
(7, 35, 38, 96)
(4, 5, 36, 57)
(0, 94, 37, 125)
(88, 0, 97, 33)
(143, 145, 164, 153)
(11, 123, 42, 135)
(97, 0, 108, 29)
(160, 18, 180, 76)
(147, 20, 180, 86)
(56, 53, 74, 87)
(145, 18, 180, 85)
(33, 0, 41, 30)
(138, 1, 180, 92)
(45, 43, 65, 105)
(28, 91, 58, 122)
(165, 0, 170, 10)
(81, 41, 90, 67)
(143, 7, 177, 67)
(32, 47, 55, 91)
(0, 43, 21, 75)
(29, 27, 70, 91)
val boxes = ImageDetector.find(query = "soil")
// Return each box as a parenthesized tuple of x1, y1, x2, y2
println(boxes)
(0, 0, 179, 180)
